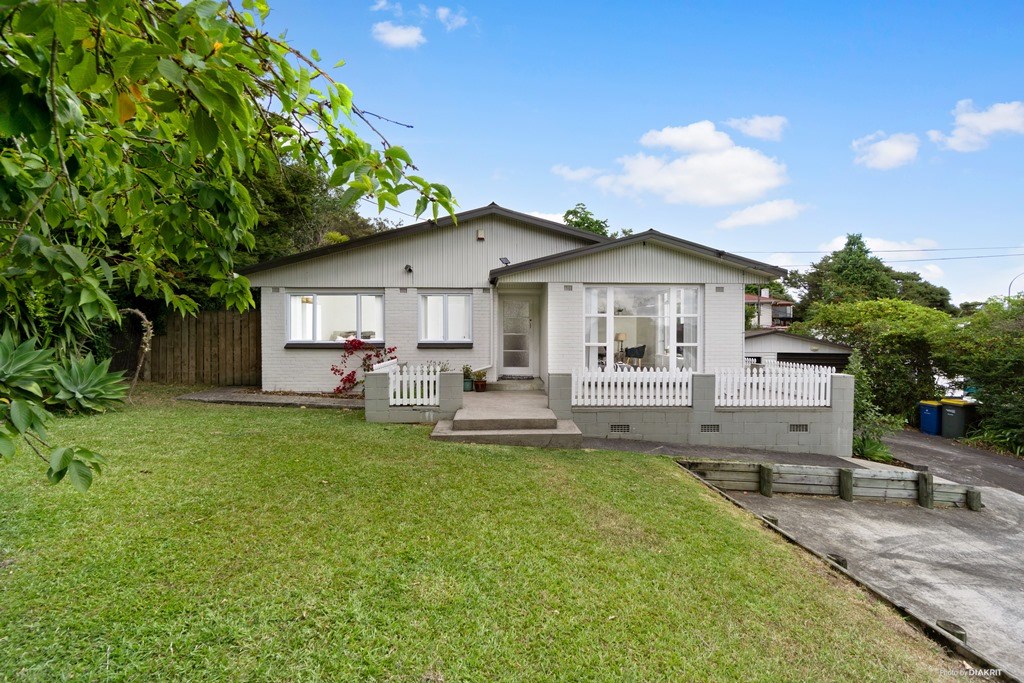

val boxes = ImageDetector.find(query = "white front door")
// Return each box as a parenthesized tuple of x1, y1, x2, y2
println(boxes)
(500, 297, 538, 378)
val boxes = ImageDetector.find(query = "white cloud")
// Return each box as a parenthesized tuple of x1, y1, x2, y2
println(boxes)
(528, 211, 565, 224)
(436, 6, 468, 30)
(928, 99, 1024, 152)
(370, 0, 402, 14)
(371, 21, 426, 48)
(725, 115, 788, 141)
(716, 199, 808, 229)
(639, 121, 733, 153)
(551, 164, 602, 181)
(851, 131, 920, 169)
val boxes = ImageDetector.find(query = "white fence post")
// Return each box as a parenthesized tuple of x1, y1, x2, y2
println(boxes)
(385, 363, 441, 406)
(571, 367, 693, 407)
(713, 364, 834, 407)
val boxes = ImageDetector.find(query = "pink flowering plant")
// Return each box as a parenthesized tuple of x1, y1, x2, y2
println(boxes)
(330, 339, 398, 394)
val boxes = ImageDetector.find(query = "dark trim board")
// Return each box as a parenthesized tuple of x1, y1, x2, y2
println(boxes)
(284, 341, 386, 350)
(778, 352, 851, 371)
(417, 342, 473, 349)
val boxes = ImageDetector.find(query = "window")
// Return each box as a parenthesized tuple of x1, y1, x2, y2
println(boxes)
(288, 293, 383, 342)
(420, 293, 472, 342)
(584, 286, 701, 371)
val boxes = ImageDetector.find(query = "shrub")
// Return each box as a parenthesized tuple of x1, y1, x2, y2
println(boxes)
(329, 339, 397, 394)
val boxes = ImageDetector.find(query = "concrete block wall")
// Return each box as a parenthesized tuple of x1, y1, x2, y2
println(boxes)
(546, 283, 584, 374)
(703, 283, 744, 370)
(259, 287, 493, 392)
(364, 370, 463, 423)
(548, 373, 854, 457)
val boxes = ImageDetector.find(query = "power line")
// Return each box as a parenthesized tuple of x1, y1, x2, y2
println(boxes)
(785, 252, 1024, 268)
(737, 246, 1024, 254)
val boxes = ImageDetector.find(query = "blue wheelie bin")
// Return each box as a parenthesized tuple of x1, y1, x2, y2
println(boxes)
(918, 400, 942, 435)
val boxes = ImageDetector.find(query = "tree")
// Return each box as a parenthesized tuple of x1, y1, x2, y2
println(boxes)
(0, 0, 454, 489)
(846, 350, 904, 462)
(563, 203, 632, 239)
(792, 299, 952, 418)
(787, 234, 955, 320)
(932, 296, 1024, 452)
(786, 234, 897, 319)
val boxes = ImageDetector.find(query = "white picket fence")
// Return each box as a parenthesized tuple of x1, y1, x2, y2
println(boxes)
(715, 364, 834, 407)
(377, 362, 441, 406)
(572, 368, 693, 407)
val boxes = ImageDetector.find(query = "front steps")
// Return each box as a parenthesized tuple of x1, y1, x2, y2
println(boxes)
(490, 378, 545, 392)
(429, 390, 583, 448)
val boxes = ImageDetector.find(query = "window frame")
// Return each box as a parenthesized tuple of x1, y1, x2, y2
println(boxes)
(285, 291, 385, 345)
(583, 285, 702, 371)
(418, 292, 473, 345)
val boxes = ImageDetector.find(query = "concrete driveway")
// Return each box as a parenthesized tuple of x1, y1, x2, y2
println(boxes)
(885, 430, 1024, 495)
(693, 430, 1024, 679)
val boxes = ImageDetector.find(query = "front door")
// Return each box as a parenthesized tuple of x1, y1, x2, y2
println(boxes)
(500, 297, 537, 378)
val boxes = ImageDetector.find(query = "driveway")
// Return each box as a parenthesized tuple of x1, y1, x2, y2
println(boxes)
(684, 429, 1024, 680)
(885, 430, 1024, 495)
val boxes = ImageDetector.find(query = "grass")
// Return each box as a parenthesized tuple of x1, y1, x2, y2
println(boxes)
(0, 386, 957, 681)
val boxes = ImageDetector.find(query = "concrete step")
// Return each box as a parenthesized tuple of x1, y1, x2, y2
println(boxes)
(490, 378, 545, 392)
(430, 420, 583, 448)
(452, 390, 556, 430)
(453, 411, 557, 430)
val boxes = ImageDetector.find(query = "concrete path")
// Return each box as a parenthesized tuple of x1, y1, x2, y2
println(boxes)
(885, 430, 1024, 495)
(733, 487, 1024, 679)
(176, 386, 364, 409)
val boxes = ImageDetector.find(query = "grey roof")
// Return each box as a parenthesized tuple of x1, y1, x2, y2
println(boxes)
(488, 229, 788, 283)
(744, 328, 853, 351)
(238, 202, 609, 276)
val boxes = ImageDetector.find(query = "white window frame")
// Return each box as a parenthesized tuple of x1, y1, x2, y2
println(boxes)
(286, 291, 384, 343)
(583, 285, 702, 371)
(419, 292, 473, 343)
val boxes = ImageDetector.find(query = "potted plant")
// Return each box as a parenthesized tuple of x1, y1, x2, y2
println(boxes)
(462, 364, 474, 392)
(472, 369, 488, 392)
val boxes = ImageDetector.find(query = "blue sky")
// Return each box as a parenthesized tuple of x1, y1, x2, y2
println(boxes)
(264, 1, 1024, 304)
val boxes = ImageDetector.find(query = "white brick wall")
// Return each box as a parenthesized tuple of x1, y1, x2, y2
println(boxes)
(260, 287, 494, 391)
(546, 283, 584, 374)
(703, 283, 744, 370)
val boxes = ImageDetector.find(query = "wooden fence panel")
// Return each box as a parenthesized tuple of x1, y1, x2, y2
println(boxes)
(148, 311, 261, 385)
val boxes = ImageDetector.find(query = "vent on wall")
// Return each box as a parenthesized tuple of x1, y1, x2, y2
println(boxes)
(564, 285, 574, 291)
(399, 288, 408, 293)
(609, 424, 631, 433)
(715, 286, 725, 293)
(789, 424, 809, 432)
(700, 424, 721, 433)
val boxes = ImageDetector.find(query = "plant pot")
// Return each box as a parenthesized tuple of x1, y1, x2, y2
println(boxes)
(473, 380, 487, 392)
(463, 378, 474, 392)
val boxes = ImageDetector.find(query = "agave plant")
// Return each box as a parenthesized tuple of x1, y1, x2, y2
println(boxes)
(48, 354, 128, 414)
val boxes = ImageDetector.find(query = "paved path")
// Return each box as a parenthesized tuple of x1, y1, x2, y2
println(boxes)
(885, 430, 1024, 495)
(176, 386, 364, 410)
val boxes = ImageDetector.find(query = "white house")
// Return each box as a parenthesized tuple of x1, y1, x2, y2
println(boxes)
(241, 203, 787, 392)
(744, 293, 795, 329)
(744, 329, 853, 371)
(241, 203, 853, 456)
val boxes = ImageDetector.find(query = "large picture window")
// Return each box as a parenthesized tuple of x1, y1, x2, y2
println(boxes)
(288, 293, 383, 342)
(420, 293, 472, 342)
(584, 286, 700, 370)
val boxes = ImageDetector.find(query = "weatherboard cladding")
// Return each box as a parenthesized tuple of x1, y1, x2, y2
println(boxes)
(494, 240, 774, 285)
(245, 215, 596, 289)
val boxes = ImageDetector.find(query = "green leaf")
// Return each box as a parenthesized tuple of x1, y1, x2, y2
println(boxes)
(49, 446, 73, 473)
(0, 433, 14, 460)
(156, 59, 185, 85)
(9, 399, 31, 434)
(67, 460, 94, 492)
(193, 107, 219, 154)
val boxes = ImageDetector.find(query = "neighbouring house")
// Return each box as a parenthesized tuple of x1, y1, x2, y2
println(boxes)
(744, 292, 795, 328)
(744, 329, 853, 371)
(241, 203, 853, 456)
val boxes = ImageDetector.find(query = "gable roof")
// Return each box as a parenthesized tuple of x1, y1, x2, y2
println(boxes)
(489, 229, 787, 283)
(744, 328, 853, 351)
(238, 202, 609, 276)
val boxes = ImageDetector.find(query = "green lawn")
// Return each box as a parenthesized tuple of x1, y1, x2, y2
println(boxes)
(1, 386, 954, 681)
